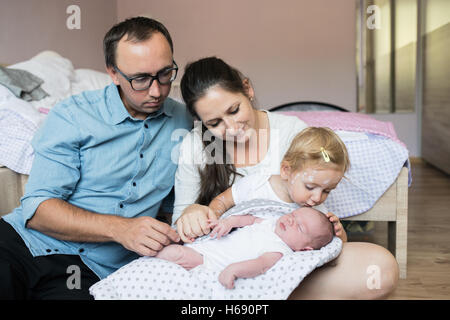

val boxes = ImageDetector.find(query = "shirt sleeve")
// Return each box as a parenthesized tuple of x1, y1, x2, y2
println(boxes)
(172, 130, 203, 226)
(20, 102, 82, 227)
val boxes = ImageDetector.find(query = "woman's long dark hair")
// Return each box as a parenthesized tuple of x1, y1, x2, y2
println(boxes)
(180, 57, 251, 205)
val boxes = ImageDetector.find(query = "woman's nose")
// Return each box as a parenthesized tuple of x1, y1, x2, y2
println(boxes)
(223, 117, 239, 134)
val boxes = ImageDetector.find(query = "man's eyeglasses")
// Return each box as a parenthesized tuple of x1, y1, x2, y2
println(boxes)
(114, 60, 178, 91)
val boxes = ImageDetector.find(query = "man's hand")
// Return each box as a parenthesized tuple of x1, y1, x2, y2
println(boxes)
(176, 204, 218, 243)
(113, 216, 180, 256)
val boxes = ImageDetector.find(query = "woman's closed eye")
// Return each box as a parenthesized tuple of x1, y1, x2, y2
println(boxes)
(207, 105, 240, 128)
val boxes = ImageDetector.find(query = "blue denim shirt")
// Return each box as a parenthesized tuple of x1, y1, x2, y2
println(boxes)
(3, 83, 193, 279)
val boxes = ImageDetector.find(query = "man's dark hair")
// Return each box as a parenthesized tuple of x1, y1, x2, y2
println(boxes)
(103, 16, 174, 68)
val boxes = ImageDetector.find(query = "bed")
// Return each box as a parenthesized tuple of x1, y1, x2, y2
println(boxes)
(0, 52, 409, 279)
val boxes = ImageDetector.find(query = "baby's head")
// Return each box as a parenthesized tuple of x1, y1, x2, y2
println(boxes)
(275, 207, 334, 251)
(280, 127, 350, 207)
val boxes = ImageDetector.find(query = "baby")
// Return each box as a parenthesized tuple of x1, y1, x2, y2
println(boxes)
(156, 207, 334, 289)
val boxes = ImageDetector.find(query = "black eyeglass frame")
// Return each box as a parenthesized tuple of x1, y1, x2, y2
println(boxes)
(114, 60, 178, 91)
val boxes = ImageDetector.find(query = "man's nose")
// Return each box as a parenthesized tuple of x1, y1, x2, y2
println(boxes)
(147, 79, 161, 98)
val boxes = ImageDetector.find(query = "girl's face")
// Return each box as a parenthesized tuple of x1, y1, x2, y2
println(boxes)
(193, 85, 258, 144)
(281, 163, 344, 207)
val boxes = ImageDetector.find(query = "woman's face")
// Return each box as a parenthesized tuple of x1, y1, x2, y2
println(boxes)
(193, 86, 258, 144)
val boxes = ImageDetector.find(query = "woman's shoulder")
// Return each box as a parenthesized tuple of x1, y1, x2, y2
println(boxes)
(265, 110, 308, 140)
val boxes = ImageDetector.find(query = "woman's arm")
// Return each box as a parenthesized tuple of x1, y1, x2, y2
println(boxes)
(208, 187, 235, 218)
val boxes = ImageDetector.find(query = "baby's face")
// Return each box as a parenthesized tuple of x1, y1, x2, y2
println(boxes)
(275, 208, 327, 251)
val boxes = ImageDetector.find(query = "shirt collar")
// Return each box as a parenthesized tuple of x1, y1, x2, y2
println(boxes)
(106, 83, 174, 125)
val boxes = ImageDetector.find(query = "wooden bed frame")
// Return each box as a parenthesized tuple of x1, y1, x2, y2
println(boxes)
(0, 165, 409, 279)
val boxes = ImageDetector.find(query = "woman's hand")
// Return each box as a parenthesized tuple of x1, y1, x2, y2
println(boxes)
(176, 204, 218, 243)
(326, 212, 347, 242)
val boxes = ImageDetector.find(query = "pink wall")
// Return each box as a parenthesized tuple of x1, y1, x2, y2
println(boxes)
(117, 0, 357, 111)
(0, 0, 117, 71)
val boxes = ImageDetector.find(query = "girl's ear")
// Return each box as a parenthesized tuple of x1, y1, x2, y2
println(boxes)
(280, 161, 292, 180)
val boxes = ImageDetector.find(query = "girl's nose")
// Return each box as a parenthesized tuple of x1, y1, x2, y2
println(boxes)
(310, 190, 322, 203)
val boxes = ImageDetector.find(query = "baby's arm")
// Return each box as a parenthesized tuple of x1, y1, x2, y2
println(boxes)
(218, 252, 283, 289)
(208, 187, 235, 219)
(209, 214, 262, 239)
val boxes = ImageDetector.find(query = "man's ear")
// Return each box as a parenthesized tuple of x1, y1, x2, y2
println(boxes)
(106, 66, 120, 85)
(280, 161, 292, 180)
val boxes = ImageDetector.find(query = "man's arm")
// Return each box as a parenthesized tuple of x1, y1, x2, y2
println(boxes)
(218, 252, 283, 289)
(28, 198, 180, 256)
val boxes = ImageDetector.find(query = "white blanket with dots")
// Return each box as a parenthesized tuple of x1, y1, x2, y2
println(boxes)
(89, 199, 342, 300)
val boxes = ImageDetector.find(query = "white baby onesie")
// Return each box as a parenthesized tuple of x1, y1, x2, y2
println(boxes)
(185, 217, 293, 271)
(231, 173, 329, 214)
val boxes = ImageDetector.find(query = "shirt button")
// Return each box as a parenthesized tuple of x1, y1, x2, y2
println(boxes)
(132, 182, 136, 187)
(144, 124, 149, 129)
(46, 249, 51, 253)
(140, 154, 143, 158)
(79, 248, 84, 253)
(119, 203, 124, 208)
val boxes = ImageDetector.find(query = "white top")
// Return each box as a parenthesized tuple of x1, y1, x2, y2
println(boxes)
(231, 173, 329, 214)
(172, 111, 308, 226)
(185, 217, 293, 271)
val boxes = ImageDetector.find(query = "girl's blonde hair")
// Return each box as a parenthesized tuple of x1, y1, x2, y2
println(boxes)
(283, 127, 350, 173)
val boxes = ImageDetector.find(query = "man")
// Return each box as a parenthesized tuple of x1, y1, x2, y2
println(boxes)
(0, 17, 192, 299)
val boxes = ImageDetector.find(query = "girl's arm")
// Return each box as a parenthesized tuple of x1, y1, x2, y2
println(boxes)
(218, 252, 283, 289)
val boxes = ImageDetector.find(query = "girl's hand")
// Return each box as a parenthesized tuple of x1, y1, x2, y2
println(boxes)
(326, 212, 347, 242)
(176, 204, 218, 243)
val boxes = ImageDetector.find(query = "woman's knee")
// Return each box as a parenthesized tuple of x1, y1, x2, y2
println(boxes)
(344, 242, 399, 299)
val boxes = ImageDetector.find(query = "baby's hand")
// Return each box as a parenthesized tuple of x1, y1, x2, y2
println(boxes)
(326, 212, 346, 241)
(218, 266, 236, 289)
(209, 219, 233, 239)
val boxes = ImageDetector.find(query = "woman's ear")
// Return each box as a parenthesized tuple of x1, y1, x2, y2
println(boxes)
(280, 161, 292, 180)
(242, 77, 255, 101)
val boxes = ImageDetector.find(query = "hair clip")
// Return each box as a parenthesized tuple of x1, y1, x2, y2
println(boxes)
(320, 147, 330, 163)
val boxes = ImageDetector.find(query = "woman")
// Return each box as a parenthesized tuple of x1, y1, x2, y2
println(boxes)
(172, 57, 398, 299)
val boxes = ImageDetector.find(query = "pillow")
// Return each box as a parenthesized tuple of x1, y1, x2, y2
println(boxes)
(71, 69, 112, 95)
(8, 51, 75, 101)
(90, 199, 342, 300)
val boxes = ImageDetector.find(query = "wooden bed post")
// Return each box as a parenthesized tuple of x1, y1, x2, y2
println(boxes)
(389, 167, 408, 279)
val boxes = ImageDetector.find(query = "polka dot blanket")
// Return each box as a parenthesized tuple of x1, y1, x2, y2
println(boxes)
(89, 199, 342, 300)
